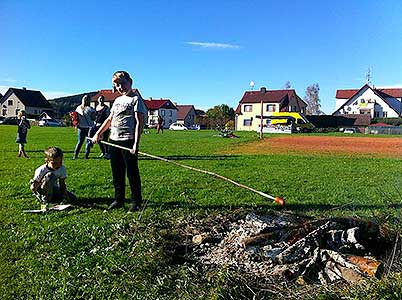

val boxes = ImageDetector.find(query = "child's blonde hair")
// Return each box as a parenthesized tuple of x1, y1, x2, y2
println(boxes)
(112, 71, 133, 92)
(44, 147, 64, 163)
(17, 110, 26, 119)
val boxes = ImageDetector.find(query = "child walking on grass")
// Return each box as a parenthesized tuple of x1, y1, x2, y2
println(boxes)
(30, 147, 76, 209)
(90, 71, 147, 212)
(16, 110, 30, 158)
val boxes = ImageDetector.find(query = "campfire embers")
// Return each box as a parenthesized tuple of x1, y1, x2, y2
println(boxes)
(192, 212, 389, 285)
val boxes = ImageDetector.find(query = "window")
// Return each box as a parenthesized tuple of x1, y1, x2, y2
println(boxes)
(243, 119, 252, 126)
(266, 104, 275, 112)
(360, 99, 365, 103)
(8, 100, 13, 105)
(170, 111, 173, 117)
(244, 105, 252, 112)
(161, 110, 165, 116)
(374, 111, 379, 117)
(383, 112, 388, 117)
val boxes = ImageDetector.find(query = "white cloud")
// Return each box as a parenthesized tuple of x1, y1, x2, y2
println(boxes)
(1, 78, 17, 84)
(0, 86, 71, 99)
(186, 41, 241, 49)
(375, 84, 402, 88)
(0, 86, 9, 95)
(43, 91, 72, 99)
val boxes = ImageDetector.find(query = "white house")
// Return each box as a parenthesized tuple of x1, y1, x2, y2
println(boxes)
(333, 84, 402, 118)
(1, 87, 53, 118)
(235, 87, 307, 131)
(143, 98, 177, 128)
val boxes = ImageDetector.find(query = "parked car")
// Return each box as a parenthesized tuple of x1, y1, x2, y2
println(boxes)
(188, 124, 200, 130)
(343, 128, 359, 134)
(169, 123, 188, 130)
(0, 117, 18, 125)
(38, 119, 61, 127)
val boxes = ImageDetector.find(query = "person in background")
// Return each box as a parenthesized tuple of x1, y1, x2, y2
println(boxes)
(95, 95, 111, 159)
(73, 95, 95, 159)
(16, 110, 31, 158)
(30, 147, 76, 209)
(156, 115, 164, 134)
(90, 71, 147, 212)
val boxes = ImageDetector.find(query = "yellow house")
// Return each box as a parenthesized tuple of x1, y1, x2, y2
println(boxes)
(235, 87, 307, 131)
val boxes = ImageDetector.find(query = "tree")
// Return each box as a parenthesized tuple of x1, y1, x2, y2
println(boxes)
(304, 83, 322, 115)
(283, 81, 291, 89)
(206, 104, 235, 129)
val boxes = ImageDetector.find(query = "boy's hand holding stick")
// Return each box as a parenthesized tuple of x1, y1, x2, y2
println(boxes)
(88, 136, 138, 155)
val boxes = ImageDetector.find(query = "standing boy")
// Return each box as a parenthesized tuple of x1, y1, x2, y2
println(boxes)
(91, 71, 147, 212)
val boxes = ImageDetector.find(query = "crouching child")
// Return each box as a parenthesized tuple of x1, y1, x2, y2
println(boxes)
(30, 147, 76, 209)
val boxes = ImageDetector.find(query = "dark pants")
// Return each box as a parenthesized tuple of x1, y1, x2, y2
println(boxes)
(109, 139, 142, 206)
(74, 127, 92, 158)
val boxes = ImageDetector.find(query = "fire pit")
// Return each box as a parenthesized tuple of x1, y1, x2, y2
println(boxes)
(189, 211, 396, 285)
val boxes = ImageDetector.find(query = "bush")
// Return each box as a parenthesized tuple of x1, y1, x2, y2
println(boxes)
(225, 120, 235, 130)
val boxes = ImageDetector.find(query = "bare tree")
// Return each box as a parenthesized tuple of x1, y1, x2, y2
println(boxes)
(304, 83, 322, 115)
(284, 81, 291, 89)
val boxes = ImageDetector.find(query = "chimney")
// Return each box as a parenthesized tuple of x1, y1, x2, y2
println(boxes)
(150, 97, 152, 100)
(22, 87, 27, 90)
(260, 87, 267, 94)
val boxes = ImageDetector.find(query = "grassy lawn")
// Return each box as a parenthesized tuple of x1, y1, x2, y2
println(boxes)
(1, 125, 401, 299)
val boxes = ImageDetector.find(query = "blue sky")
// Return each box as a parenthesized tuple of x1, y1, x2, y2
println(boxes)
(1, 0, 402, 113)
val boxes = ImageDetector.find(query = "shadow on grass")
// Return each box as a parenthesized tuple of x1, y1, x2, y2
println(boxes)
(144, 200, 402, 213)
(139, 154, 239, 161)
(69, 197, 112, 209)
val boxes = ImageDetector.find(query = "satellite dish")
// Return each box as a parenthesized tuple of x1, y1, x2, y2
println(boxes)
(249, 81, 255, 90)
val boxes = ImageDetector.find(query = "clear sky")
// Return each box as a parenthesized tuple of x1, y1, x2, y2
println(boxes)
(1, 0, 402, 113)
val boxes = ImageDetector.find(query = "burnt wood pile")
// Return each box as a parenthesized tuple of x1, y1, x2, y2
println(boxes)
(190, 212, 395, 284)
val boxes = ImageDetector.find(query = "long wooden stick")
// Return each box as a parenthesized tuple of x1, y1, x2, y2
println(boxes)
(99, 140, 285, 206)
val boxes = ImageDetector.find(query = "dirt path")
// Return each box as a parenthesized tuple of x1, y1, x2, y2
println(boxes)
(228, 136, 402, 157)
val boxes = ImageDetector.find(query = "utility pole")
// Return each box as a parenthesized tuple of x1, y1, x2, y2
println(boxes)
(259, 87, 266, 139)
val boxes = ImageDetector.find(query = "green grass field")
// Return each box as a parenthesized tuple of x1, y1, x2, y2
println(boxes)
(1, 125, 401, 299)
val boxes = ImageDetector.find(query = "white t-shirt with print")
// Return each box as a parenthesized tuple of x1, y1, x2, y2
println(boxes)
(75, 106, 95, 129)
(109, 95, 147, 141)
(33, 164, 67, 183)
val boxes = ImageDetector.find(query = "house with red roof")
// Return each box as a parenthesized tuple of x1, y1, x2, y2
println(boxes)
(90, 89, 143, 108)
(333, 84, 402, 118)
(176, 105, 197, 128)
(1, 87, 53, 118)
(235, 87, 307, 131)
(143, 97, 177, 128)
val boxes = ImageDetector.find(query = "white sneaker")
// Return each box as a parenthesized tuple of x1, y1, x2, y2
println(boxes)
(99, 153, 104, 158)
